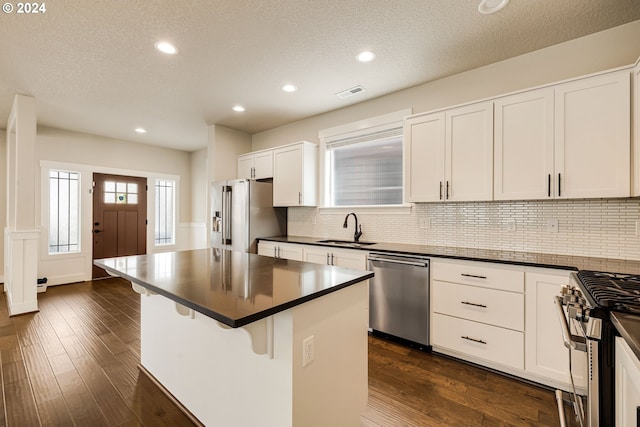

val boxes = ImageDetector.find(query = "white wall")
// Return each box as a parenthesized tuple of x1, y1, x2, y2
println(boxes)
(189, 148, 208, 249)
(36, 126, 195, 285)
(0, 132, 5, 281)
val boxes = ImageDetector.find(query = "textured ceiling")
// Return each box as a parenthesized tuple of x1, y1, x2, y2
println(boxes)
(1, 1, 639, 151)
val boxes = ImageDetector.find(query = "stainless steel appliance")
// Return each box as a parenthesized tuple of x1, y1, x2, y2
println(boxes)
(368, 253, 430, 347)
(554, 270, 640, 426)
(211, 179, 286, 253)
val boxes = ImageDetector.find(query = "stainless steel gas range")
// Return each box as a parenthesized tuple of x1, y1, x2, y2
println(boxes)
(555, 270, 640, 427)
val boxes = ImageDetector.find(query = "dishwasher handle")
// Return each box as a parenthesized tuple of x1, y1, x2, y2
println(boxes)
(368, 255, 428, 268)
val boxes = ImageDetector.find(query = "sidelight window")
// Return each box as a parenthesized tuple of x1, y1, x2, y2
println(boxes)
(49, 170, 80, 253)
(155, 179, 175, 245)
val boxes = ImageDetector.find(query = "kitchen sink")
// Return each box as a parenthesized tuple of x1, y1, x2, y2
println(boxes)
(316, 239, 376, 248)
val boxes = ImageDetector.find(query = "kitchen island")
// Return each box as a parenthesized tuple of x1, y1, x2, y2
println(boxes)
(95, 248, 373, 427)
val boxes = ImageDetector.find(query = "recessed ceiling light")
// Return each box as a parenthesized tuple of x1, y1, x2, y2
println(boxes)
(135, 127, 147, 134)
(356, 51, 376, 62)
(154, 41, 178, 55)
(282, 84, 298, 93)
(478, 0, 509, 14)
(232, 105, 246, 112)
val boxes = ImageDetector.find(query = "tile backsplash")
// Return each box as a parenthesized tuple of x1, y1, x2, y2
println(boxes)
(287, 199, 640, 261)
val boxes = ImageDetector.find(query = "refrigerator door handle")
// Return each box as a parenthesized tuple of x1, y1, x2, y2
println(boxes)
(224, 185, 232, 245)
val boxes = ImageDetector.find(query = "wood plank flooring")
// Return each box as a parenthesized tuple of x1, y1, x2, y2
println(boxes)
(0, 278, 573, 426)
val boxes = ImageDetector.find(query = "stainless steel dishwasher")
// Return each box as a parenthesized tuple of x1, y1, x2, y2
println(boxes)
(368, 252, 430, 347)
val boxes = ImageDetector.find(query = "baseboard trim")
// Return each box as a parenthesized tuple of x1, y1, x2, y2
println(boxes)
(137, 364, 205, 427)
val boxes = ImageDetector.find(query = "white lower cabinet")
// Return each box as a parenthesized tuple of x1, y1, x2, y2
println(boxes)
(431, 259, 586, 391)
(432, 313, 524, 369)
(524, 271, 586, 389)
(257, 241, 303, 261)
(302, 245, 368, 270)
(616, 336, 640, 427)
(431, 259, 525, 371)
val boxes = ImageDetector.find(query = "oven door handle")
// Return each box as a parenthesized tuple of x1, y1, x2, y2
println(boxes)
(554, 296, 587, 352)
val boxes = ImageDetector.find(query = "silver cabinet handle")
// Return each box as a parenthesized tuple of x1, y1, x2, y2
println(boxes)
(330, 253, 335, 265)
(461, 301, 487, 308)
(439, 181, 443, 200)
(368, 256, 428, 268)
(461, 273, 487, 279)
(326, 253, 330, 265)
(446, 181, 450, 199)
(276, 246, 281, 258)
(461, 336, 486, 345)
(298, 191, 302, 205)
(274, 247, 277, 258)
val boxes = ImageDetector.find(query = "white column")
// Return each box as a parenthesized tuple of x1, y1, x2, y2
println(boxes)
(4, 94, 39, 315)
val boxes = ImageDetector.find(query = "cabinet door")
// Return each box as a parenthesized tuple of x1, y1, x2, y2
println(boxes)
(525, 272, 586, 389)
(445, 102, 494, 201)
(277, 243, 303, 261)
(404, 113, 446, 202)
(302, 246, 330, 265)
(494, 88, 554, 200)
(331, 248, 368, 270)
(253, 150, 273, 180)
(634, 61, 640, 197)
(273, 145, 303, 206)
(555, 70, 630, 198)
(257, 241, 277, 258)
(615, 337, 640, 427)
(237, 154, 254, 179)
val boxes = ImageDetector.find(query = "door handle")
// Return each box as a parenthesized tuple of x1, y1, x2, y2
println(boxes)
(93, 229, 102, 234)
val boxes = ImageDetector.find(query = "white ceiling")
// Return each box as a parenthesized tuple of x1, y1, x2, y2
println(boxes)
(1, 1, 639, 152)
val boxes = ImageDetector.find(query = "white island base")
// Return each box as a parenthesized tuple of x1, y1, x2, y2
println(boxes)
(136, 281, 369, 427)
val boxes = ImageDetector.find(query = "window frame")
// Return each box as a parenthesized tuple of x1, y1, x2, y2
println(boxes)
(154, 178, 176, 246)
(48, 169, 81, 255)
(318, 109, 412, 212)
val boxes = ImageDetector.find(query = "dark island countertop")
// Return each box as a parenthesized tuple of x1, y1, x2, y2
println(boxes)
(259, 236, 640, 274)
(94, 248, 373, 328)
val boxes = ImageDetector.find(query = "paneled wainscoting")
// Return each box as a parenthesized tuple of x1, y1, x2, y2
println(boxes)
(0, 279, 575, 426)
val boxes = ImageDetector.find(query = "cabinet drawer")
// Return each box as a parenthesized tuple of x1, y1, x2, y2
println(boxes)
(432, 313, 524, 370)
(432, 281, 524, 331)
(432, 260, 524, 292)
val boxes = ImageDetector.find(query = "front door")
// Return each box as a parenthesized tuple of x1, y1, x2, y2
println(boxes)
(92, 173, 147, 279)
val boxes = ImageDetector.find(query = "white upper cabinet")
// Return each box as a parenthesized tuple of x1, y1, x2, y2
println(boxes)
(494, 88, 554, 200)
(237, 150, 273, 180)
(445, 102, 494, 201)
(273, 141, 318, 207)
(634, 58, 640, 197)
(404, 112, 445, 202)
(554, 70, 630, 199)
(405, 102, 493, 202)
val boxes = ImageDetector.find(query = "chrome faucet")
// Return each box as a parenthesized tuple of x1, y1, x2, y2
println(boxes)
(343, 212, 363, 242)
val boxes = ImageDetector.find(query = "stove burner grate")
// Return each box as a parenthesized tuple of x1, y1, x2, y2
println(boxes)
(577, 270, 640, 314)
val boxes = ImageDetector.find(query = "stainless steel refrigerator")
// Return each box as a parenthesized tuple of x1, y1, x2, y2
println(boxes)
(210, 179, 286, 253)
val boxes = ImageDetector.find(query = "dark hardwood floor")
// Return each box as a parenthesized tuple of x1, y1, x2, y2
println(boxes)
(0, 278, 572, 426)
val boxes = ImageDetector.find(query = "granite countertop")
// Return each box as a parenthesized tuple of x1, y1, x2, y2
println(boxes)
(260, 235, 640, 274)
(611, 312, 640, 360)
(94, 248, 373, 328)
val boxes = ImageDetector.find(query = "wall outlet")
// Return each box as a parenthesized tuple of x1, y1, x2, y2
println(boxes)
(419, 218, 431, 229)
(302, 335, 314, 367)
(506, 219, 516, 232)
(546, 218, 559, 233)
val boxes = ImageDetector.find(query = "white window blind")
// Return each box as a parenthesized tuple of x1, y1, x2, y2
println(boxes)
(321, 109, 409, 207)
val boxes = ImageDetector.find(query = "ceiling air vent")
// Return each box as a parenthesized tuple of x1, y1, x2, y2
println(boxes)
(336, 85, 366, 99)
